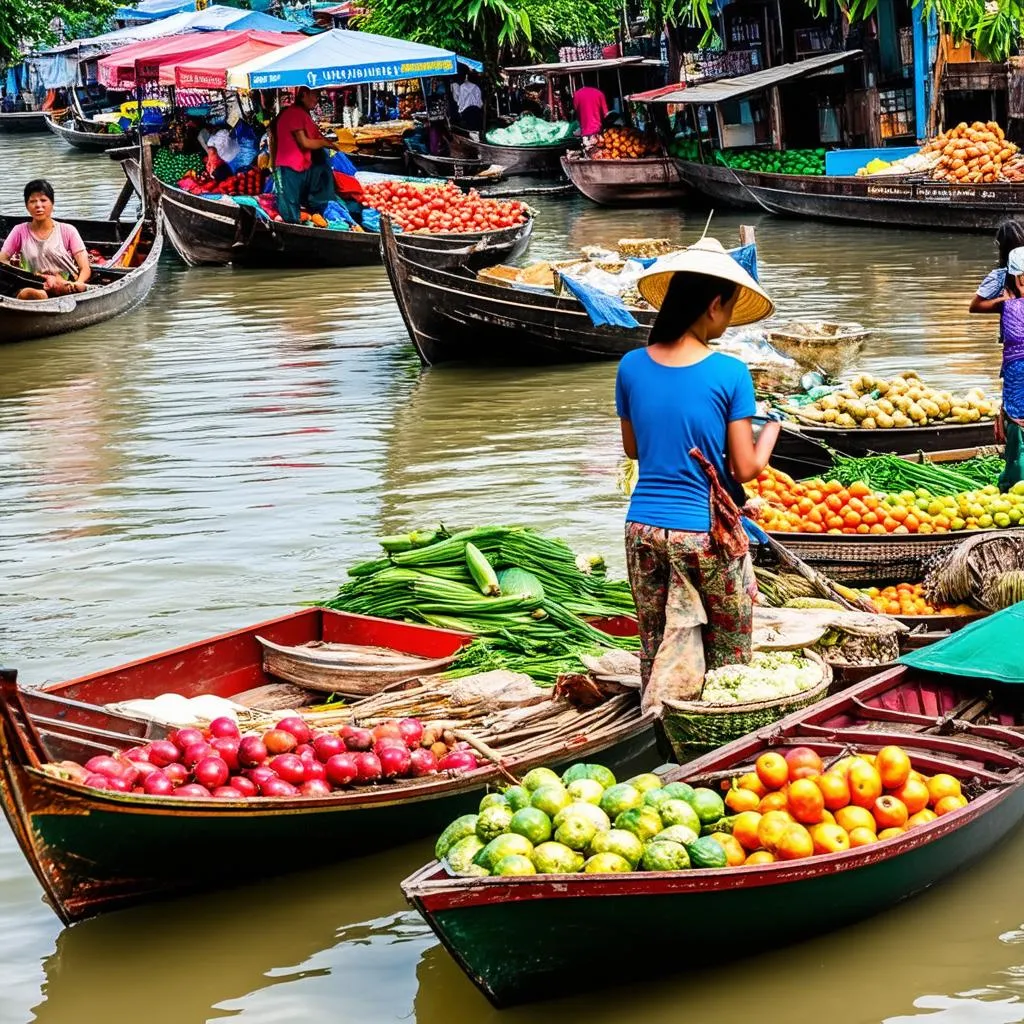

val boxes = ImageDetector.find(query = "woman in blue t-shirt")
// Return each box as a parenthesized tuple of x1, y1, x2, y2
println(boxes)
(616, 238, 780, 711)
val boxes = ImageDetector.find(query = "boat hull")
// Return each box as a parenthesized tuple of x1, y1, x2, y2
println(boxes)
(0, 219, 162, 344)
(449, 133, 575, 177)
(406, 783, 1024, 1006)
(46, 114, 126, 152)
(561, 154, 689, 205)
(773, 419, 998, 478)
(0, 110, 52, 133)
(676, 160, 1024, 230)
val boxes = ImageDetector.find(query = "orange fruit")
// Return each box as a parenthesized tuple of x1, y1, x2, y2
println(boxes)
(835, 805, 876, 833)
(815, 772, 851, 811)
(934, 794, 968, 816)
(731, 810, 763, 852)
(875, 746, 911, 789)
(758, 810, 795, 852)
(755, 752, 789, 791)
(776, 823, 814, 860)
(745, 850, 776, 866)
(877, 827, 906, 841)
(907, 809, 938, 828)
(927, 774, 962, 805)
(872, 795, 909, 830)
(891, 777, 930, 815)
(787, 778, 826, 824)
(712, 833, 747, 866)
(735, 772, 767, 798)
(809, 823, 851, 855)
(849, 481, 871, 498)
(848, 826, 878, 847)
(848, 759, 883, 808)
(725, 787, 761, 813)
(759, 791, 790, 813)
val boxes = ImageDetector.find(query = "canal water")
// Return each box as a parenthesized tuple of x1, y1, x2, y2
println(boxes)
(1, 134, 1020, 1023)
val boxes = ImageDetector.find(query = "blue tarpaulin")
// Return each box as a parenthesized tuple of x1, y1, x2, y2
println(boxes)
(559, 275, 641, 329)
(228, 28, 468, 90)
(115, 0, 195, 22)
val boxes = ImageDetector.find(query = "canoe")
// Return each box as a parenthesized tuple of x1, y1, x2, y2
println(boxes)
(0, 216, 162, 344)
(0, 109, 54, 133)
(560, 153, 690, 205)
(402, 663, 1024, 1007)
(772, 419, 998, 479)
(675, 159, 1024, 231)
(449, 131, 577, 178)
(126, 157, 533, 269)
(408, 151, 507, 188)
(0, 608, 654, 924)
(45, 113, 127, 153)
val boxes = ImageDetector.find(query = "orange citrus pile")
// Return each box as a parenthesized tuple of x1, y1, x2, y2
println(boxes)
(592, 127, 660, 160)
(859, 583, 977, 617)
(718, 745, 968, 863)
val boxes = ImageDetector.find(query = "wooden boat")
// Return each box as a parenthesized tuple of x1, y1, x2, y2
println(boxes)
(0, 109, 56, 133)
(0, 607, 654, 924)
(449, 131, 577, 178)
(45, 112, 127, 153)
(675, 159, 1024, 231)
(127, 157, 533, 269)
(408, 151, 507, 187)
(0, 216, 162, 344)
(772, 419, 998, 479)
(403, 664, 1024, 1007)
(560, 153, 690, 205)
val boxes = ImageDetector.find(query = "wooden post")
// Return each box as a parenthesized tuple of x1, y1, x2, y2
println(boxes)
(108, 177, 136, 221)
(139, 134, 161, 221)
(739, 224, 755, 246)
(768, 86, 783, 149)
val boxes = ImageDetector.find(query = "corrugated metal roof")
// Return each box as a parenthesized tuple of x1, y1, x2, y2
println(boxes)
(504, 56, 646, 75)
(630, 50, 862, 105)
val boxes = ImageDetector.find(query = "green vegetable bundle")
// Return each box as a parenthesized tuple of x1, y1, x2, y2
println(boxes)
(323, 525, 640, 685)
(152, 148, 205, 185)
(715, 147, 825, 175)
(822, 453, 1003, 497)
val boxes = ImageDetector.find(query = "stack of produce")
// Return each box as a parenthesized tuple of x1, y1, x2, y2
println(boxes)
(667, 137, 700, 161)
(824, 452, 1003, 496)
(435, 744, 967, 875)
(784, 371, 995, 427)
(855, 153, 938, 177)
(922, 121, 1018, 183)
(324, 526, 639, 684)
(361, 181, 528, 234)
(42, 714, 476, 799)
(591, 127, 660, 160)
(716, 148, 825, 175)
(153, 148, 204, 184)
(699, 650, 822, 703)
(749, 466, 1024, 534)
(211, 167, 269, 196)
(859, 583, 977, 617)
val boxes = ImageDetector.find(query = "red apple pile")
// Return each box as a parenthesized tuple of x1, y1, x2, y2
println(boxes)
(43, 715, 480, 800)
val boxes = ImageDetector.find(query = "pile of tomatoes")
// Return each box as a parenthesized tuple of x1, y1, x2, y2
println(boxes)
(213, 168, 268, 196)
(714, 745, 968, 865)
(361, 181, 528, 234)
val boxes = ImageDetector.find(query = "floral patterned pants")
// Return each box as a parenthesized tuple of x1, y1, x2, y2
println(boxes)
(624, 522, 755, 711)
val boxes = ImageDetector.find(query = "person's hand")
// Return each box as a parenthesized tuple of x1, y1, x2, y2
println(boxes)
(41, 273, 60, 292)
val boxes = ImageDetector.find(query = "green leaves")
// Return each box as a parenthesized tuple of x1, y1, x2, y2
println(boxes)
(1, 0, 116, 65)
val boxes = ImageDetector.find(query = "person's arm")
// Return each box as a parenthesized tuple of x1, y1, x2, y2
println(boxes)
(971, 269, 1007, 313)
(726, 417, 780, 482)
(295, 129, 337, 151)
(620, 419, 637, 459)
(970, 292, 1008, 313)
(72, 248, 91, 285)
(615, 363, 636, 457)
(0, 224, 23, 265)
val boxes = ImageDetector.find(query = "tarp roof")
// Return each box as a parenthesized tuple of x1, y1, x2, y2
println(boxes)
(114, 0, 195, 22)
(630, 50, 862, 105)
(158, 30, 299, 88)
(226, 27, 478, 89)
(97, 30, 255, 88)
(504, 56, 646, 76)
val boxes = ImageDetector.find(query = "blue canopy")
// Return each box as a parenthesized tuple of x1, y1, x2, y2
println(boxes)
(229, 28, 472, 90)
(115, 0, 195, 21)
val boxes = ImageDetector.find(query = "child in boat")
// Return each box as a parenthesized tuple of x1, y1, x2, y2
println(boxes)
(0, 179, 91, 300)
(997, 247, 1024, 490)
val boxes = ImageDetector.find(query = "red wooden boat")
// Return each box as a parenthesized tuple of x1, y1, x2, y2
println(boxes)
(403, 664, 1024, 1007)
(0, 608, 654, 924)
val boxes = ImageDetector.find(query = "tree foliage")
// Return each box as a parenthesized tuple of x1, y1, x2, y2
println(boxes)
(1, 0, 116, 66)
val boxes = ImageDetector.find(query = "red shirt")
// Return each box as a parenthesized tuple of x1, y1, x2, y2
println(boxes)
(274, 104, 320, 173)
(573, 86, 608, 137)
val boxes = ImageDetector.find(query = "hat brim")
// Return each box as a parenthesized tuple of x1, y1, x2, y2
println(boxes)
(637, 271, 774, 326)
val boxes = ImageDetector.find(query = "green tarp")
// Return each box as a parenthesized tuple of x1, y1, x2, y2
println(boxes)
(485, 115, 577, 147)
(899, 603, 1024, 684)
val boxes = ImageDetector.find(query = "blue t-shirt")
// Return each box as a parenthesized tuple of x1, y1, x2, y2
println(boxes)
(616, 349, 756, 532)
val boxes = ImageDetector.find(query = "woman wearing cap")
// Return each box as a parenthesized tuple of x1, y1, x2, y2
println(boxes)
(616, 238, 780, 712)
(0, 179, 90, 301)
(992, 246, 1024, 490)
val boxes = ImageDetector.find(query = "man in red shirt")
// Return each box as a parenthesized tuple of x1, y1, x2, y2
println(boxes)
(271, 86, 339, 223)
(572, 85, 609, 151)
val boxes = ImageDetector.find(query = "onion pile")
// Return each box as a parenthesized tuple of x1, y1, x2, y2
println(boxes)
(43, 716, 481, 800)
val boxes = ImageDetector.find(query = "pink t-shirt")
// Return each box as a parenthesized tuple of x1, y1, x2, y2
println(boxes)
(274, 104, 320, 173)
(573, 86, 609, 137)
(0, 221, 85, 276)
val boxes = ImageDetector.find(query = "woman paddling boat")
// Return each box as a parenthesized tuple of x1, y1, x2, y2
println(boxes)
(615, 238, 781, 715)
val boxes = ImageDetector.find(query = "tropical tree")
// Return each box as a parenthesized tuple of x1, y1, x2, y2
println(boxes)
(1, 0, 116, 66)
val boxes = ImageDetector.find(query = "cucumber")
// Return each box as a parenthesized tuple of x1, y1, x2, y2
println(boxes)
(466, 542, 501, 596)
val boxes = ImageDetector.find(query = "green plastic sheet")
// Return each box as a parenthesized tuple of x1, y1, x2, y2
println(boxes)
(899, 603, 1024, 683)
(485, 115, 576, 147)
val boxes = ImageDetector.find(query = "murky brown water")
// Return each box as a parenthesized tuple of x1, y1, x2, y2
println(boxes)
(1, 134, 1020, 1023)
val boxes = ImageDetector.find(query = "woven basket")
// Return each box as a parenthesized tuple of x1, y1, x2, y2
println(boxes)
(768, 530, 989, 584)
(661, 649, 832, 763)
(765, 321, 868, 375)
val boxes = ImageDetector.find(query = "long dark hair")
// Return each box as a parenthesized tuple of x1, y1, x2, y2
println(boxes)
(648, 271, 737, 345)
(996, 218, 1024, 268)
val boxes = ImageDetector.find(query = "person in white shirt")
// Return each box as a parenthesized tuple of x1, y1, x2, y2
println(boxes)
(453, 73, 483, 133)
